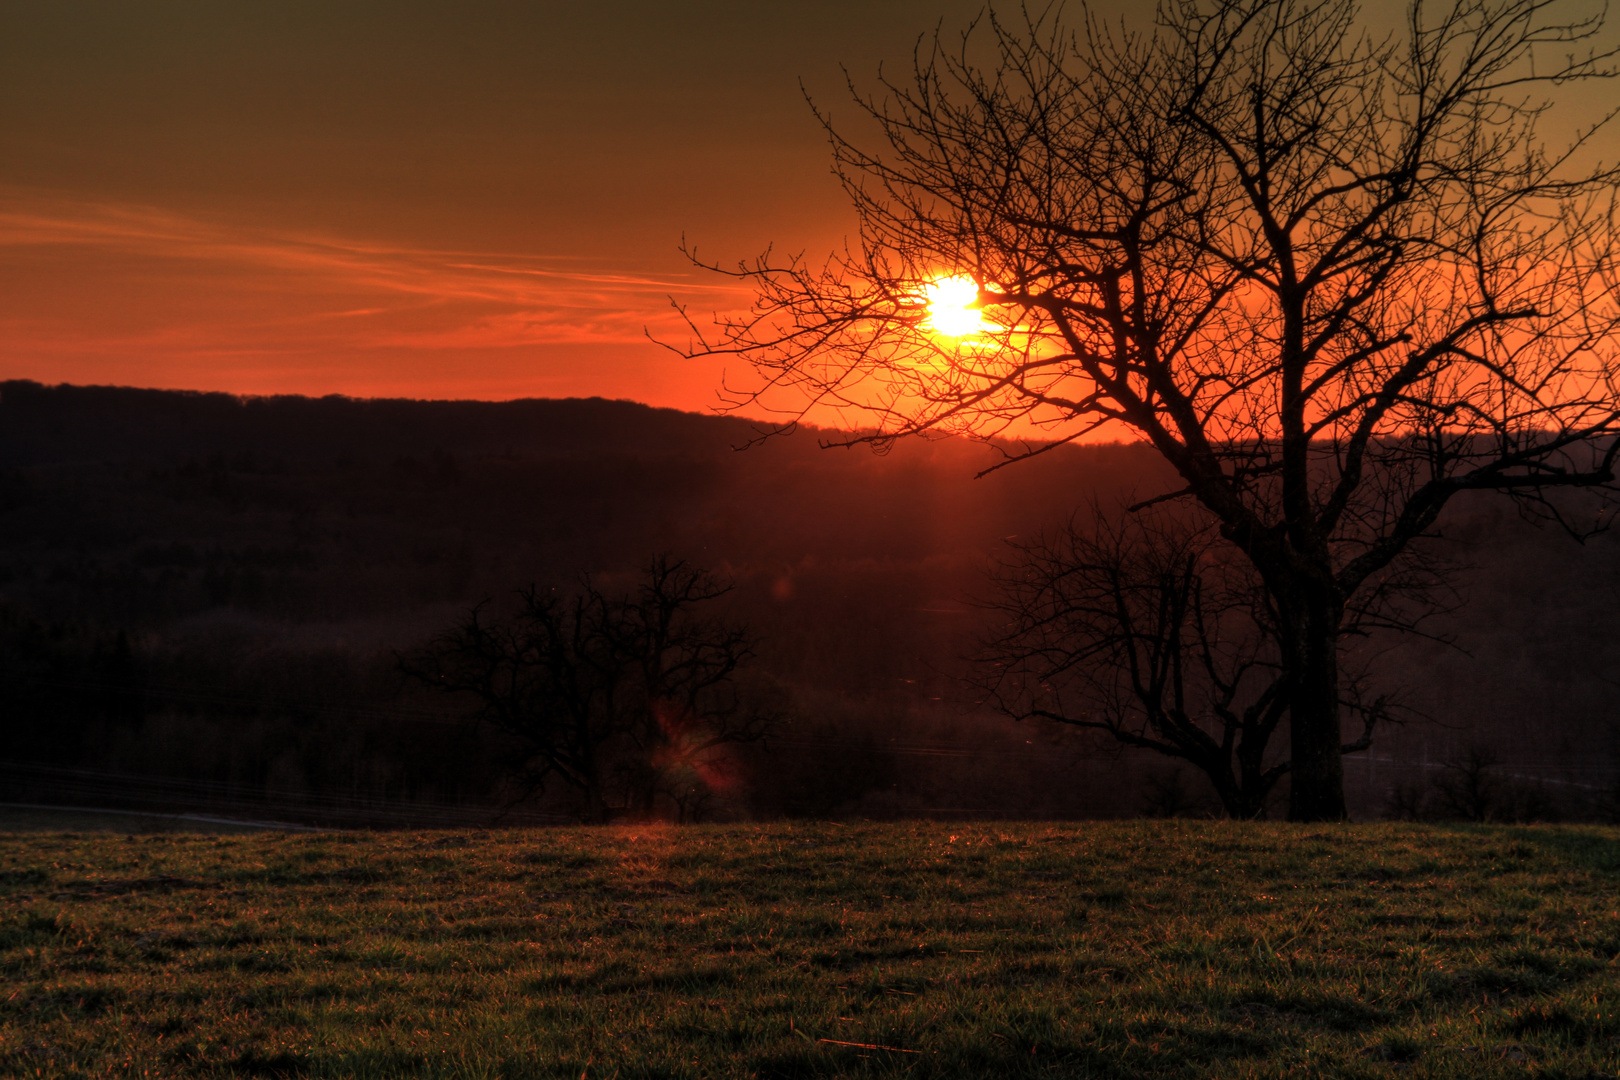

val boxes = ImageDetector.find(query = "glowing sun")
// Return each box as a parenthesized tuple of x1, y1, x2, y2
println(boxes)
(921, 275, 988, 338)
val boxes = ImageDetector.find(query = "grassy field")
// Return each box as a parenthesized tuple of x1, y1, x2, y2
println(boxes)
(2, 821, 1618, 1079)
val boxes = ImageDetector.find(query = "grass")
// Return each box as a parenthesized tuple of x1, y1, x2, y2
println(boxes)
(1, 821, 1618, 1078)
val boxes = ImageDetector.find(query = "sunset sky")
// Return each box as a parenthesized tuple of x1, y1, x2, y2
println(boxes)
(0, 0, 999, 412)
(3, 0, 1613, 414)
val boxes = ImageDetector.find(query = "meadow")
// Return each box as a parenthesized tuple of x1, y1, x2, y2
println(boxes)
(2, 820, 1617, 1079)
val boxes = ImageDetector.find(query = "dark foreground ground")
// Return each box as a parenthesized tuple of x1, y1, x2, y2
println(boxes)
(2, 821, 1618, 1079)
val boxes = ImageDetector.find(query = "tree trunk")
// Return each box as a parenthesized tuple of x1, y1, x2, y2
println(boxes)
(1287, 598, 1348, 822)
(582, 785, 612, 824)
(581, 757, 612, 824)
(1203, 758, 1265, 820)
(1235, 742, 1274, 820)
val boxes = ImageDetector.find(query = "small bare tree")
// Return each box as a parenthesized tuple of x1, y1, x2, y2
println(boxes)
(980, 500, 1432, 817)
(1434, 743, 1506, 820)
(683, 0, 1620, 819)
(402, 557, 767, 822)
(982, 506, 1289, 817)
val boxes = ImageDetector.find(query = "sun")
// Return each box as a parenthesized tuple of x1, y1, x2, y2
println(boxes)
(921, 275, 988, 338)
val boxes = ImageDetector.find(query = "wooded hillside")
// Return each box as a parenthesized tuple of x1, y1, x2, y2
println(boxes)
(2, 381, 1614, 823)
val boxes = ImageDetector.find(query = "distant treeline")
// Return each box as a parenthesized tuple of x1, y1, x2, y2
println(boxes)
(1, 380, 1616, 824)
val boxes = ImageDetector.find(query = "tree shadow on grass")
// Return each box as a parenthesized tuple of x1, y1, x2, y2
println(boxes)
(1511, 826, 1620, 875)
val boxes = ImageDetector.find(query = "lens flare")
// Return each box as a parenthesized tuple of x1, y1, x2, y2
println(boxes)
(921, 275, 987, 338)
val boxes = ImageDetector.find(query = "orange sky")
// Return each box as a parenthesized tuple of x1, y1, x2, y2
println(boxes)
(0, 1, 992, 412)
(4, 0, 1614, 417)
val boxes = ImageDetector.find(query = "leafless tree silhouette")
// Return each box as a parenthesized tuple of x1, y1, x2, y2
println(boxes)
(682, 0, 1620, 819)
(979, 500, 1437, 817)
(402, 557, 768, 822)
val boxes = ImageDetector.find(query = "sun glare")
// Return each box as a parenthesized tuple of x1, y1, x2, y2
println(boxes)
(922, 275, 987, 338)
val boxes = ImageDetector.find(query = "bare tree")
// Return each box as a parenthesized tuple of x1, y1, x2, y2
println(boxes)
(1433, 743, 1505, 820)
(980, 500, 1424, 817)
(1429, 742, 1563, 820)
(981, 506, 1280, 817)
(401, 557, 768, 823)
(1383, 778, 1430, 820)
(682, 0, 1620, 819)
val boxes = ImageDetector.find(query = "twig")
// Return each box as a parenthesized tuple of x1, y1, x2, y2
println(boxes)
(817, 1039, 923, 1054)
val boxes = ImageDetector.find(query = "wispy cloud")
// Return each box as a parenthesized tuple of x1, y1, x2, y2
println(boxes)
(0, 190, 752, 362)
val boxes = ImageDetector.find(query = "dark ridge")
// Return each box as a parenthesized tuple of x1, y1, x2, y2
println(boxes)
(0, 381, 1613, 825)
(0, 380, 775, 466)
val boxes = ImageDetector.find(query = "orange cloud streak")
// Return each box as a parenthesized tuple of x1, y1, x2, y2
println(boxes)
(0, 190, 754, 406)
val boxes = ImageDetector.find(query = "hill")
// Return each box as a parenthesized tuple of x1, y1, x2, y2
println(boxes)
(0, 381, 1615, 823)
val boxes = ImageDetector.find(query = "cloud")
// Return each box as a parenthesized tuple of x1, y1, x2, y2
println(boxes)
(0, 189, 753, 365)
